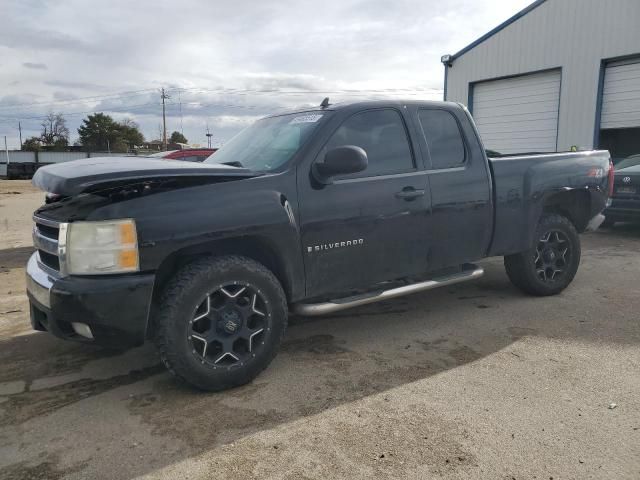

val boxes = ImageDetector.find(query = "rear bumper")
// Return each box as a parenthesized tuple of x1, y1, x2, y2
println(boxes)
(26, 253, 155, 348)
(604, 198, 640, 222)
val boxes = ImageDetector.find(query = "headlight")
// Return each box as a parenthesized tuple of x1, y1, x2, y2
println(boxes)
(66, 219, 139, 275)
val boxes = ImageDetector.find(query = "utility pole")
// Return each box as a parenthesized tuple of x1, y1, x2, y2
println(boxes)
(178, 89, 184, 136)
(206, 125, 213, 148)
(18, 122, 22, 149)
(4, 136, 9, 165)
(161, 88, 170, 151)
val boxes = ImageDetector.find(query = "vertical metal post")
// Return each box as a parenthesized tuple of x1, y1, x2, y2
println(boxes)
(4, 136, 9, 165)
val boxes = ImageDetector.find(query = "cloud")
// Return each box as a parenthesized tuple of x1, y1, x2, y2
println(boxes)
(0, 0, 532, 148)
(45, 80, 107, 90)
(23, 62, 47, 70)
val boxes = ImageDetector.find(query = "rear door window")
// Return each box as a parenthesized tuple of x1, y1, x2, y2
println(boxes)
(325, 109, 415, 177)
(418, 109, 466, 169)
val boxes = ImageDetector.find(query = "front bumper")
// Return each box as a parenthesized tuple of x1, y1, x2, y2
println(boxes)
(26, 252, 155, 348)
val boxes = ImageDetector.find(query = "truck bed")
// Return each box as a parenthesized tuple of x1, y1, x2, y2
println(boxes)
(487, 150, 611, 256)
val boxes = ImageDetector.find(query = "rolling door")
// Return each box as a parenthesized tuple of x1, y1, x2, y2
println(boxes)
(601, 58, 640, 129)
(472, 70, 561, 154)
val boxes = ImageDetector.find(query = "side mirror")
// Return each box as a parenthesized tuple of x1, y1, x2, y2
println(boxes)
(313, 145, 368, 183)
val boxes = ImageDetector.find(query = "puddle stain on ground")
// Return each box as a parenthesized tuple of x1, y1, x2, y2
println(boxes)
(124, 333, 487, 453)
(0, 339, 124, 385)
(0, 454, 88, 480)
(280, 334, 354, 355)
(126, 380, 288, 450)
(0, 246, 34, 269)
(507, 326, 539, 340)
(0, 365, 164, 427)
(448, 345, 482, 365)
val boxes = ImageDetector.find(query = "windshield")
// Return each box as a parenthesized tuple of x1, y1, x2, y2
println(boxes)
(204, 112, 326, 171)
(615, 154, 640, 171)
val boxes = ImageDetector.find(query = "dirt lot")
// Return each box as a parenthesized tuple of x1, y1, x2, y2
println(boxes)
(0, 179, 638, 479)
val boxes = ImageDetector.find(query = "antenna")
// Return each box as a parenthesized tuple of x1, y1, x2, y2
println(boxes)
(320, 97, 330, 109)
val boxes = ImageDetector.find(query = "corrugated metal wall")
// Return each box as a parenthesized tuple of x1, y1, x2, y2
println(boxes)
(38, 152, 88, 163)
(1, 151, 36, 163)
(0, 152, 142, 177)
(445, 0, 640, 151)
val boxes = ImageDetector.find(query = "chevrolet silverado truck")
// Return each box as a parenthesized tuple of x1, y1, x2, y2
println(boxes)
(27, 100, 613, 391)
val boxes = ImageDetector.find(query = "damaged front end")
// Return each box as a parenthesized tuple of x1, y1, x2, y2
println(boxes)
(33, 156, 259, 198)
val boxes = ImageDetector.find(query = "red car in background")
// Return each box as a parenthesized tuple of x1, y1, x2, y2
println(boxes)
(148, 148, 217, 162)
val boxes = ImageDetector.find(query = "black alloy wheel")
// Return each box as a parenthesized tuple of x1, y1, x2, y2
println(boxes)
(504, 213, 581, 296)
(188, 283, 270, 367)
(154, 255, 287, 391)
(533, 230, 571, 283)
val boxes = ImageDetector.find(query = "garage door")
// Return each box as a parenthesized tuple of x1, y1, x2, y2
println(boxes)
(472, 70, 561, 154)
(601, 58, 640, 129)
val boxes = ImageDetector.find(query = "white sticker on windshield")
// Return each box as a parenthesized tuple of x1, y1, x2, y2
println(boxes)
(289, 114, 323, 125)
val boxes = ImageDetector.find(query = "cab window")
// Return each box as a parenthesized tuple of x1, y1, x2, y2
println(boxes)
(418, 109, 466, 169)
(325, 109, 414, 177)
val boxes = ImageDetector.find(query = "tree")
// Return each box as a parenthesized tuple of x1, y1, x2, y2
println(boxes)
(22, 136, 42, 152)
(77, 113, 144, 152)
(169, 131, 188, 144)
(78, 113, 117, 151)
(118, 118, 145, 149)
(40, 113, 69, 148)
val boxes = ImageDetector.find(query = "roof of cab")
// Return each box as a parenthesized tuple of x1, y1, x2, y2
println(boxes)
(266, 99, 463, 118)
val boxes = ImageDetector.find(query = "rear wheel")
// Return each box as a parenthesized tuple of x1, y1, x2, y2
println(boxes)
(504, 213, 581, 296)
(154, 255, 287, 391)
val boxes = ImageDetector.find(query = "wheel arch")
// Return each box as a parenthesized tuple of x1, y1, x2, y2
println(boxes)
(541, 189, 592, 233)
(149, 236, 296, 333)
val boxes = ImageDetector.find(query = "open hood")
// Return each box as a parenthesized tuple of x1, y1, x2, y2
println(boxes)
(32, 156, 258, 196)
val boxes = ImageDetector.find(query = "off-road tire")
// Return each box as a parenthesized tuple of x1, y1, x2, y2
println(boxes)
(504, 213, 581, 296)
(153, 255, 287, 391)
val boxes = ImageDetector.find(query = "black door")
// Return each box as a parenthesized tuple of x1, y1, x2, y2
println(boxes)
(412, 106, 493, 270)
(297, 108, 431, 299)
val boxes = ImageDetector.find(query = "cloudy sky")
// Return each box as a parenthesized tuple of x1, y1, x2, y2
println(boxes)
(0, 0, 531, 149)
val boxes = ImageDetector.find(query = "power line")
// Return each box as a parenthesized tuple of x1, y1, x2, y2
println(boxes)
(0, 85, 442, 112)
(0, 101, 161, 121)
(0, 88, 159, 110)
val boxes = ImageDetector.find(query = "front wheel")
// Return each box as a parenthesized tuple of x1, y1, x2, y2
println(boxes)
(153, 255, 288, 391)
(504, 213, 581, 296)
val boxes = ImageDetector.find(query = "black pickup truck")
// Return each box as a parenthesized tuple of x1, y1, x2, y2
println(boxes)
(27, 100, 612, 390)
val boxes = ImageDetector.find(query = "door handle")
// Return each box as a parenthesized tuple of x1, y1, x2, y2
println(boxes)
(395, 187, 425, 200)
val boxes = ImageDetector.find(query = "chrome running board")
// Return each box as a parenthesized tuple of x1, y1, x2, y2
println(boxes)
(292, 265, 484, 316)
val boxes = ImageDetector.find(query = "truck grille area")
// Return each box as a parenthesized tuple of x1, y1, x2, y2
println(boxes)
(33, 216, 62, 274)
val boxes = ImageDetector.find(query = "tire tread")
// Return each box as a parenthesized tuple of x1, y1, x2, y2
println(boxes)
(153, 255, 287, 391)
(504, 213, 580, 296)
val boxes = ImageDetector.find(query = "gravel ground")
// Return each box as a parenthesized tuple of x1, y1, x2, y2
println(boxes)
(0, 179, 638, 479)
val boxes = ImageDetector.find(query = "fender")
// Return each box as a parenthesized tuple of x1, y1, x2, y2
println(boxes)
(80, 171, 306, 300)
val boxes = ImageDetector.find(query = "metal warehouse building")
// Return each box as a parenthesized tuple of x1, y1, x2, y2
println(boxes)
(442, 0, 640, 161)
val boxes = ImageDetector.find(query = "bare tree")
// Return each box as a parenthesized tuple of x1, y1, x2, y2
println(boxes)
(40, 112, 70, 146)
(120, 117, 140, 130)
